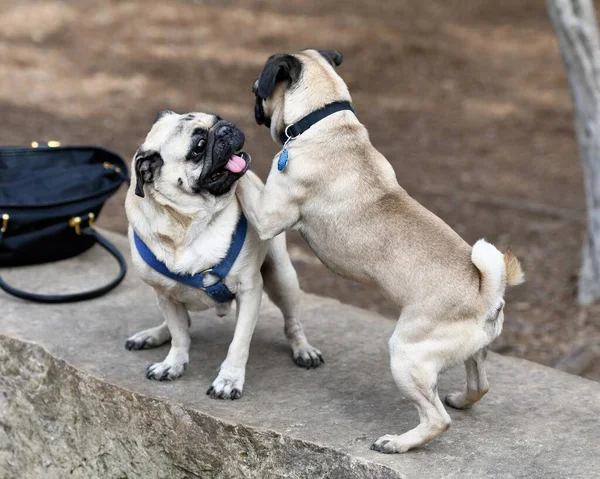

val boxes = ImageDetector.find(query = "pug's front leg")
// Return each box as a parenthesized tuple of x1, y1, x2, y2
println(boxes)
(146, 293, 191, 381)
(236, 174, 299, 242)
(207, 277, 263, 399)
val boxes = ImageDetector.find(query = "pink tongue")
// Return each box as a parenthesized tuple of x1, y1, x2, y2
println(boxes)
(225, 154, 246, 173)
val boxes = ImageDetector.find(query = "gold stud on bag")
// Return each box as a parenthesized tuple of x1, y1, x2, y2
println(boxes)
(103, 161, 122, 173)
(69, 216, 82, 235)
(31, 140, 61, 148)
(69, 213, 95, 235)
(1, 214, 8, 234)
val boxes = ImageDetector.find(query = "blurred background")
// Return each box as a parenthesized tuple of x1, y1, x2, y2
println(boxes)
(1, 0, 598, 380)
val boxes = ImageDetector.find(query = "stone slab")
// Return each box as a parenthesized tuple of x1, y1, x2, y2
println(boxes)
(1, 231, 599, 478)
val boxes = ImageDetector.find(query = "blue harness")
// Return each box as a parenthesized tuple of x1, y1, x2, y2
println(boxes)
(133, 214, 247, 303)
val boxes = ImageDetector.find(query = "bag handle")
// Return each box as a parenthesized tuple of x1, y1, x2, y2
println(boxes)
(0, 227, 126, 303)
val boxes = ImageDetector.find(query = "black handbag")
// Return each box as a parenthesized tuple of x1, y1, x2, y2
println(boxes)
(0, 142, 129, 303)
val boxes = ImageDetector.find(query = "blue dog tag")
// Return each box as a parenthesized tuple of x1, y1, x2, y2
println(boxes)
(277, 148, 289, 171)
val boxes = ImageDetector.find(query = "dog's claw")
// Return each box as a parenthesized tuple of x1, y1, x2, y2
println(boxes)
(208, 377, 243, 400)
(126, 338, 149, 351)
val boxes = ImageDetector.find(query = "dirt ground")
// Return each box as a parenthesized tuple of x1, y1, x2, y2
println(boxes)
(1, 0, 599, 380)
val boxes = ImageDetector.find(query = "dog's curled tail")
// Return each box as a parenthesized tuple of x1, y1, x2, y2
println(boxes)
(471, 239, 524, 305)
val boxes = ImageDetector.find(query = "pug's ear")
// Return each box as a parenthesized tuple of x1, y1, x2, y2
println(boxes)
(134, 151, 163, 198)
(256, 53, 302, 99)
(317, 49, 343, 67)
(254, 95, 271, 127)
(153, 109, 175, 124)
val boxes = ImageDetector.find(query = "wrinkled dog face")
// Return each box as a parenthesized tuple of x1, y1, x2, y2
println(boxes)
(134, 110, 250, 199)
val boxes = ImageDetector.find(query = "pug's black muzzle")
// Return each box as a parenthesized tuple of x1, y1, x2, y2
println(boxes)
(194, 120, 251, 196)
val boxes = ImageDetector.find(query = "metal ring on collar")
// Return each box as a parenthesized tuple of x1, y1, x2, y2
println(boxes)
(284, 125, 299, 140)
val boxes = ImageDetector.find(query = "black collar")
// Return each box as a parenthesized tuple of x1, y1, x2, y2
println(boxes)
(279, 101, 355, 144)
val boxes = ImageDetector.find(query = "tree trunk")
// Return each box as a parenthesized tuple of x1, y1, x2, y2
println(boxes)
(548, 0, 600, 305)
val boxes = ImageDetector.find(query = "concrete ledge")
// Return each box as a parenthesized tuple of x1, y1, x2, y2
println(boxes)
(1, 231, 599, 478)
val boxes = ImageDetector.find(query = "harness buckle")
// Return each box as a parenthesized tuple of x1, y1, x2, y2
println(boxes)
(197, 267, 214, 290)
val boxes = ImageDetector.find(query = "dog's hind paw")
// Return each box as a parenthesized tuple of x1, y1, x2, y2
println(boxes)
(371, 434, 412, 454)
(146, 352, 188, 381)
(125, 326, 170, 351)
(445, 392, 471, 409)
(292, 344, 324, 369)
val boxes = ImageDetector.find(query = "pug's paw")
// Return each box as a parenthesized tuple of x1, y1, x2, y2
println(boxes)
(207, 365, 245, 400)
(125, 326, 170, 351)
(146, 350, 189, 381)
(371, 434, 412, 454)
(292, 343, 324, 369)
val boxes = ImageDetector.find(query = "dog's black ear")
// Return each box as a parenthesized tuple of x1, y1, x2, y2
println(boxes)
(134, 151, 163, 198)
(317, 50, 343, 67)
(153, 109, 175, 124)
(254, 95, 271, 127)
(256, 54, 302, 99)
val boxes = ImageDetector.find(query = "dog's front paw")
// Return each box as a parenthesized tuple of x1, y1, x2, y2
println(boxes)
(207, 367, 244, 400)
(146, 351, 189, 381)
(371, 434, 411, 454)
(292, 343, 324, 369)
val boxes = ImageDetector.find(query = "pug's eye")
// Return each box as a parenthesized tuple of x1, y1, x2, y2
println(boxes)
(192, 139, 206, 156)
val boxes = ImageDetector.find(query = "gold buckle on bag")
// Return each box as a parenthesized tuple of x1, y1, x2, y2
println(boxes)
(69, 213, 95, 235)
(1, 214, 8, 233)
(103, 162, 122, 173)
(31, 140, 61, 148)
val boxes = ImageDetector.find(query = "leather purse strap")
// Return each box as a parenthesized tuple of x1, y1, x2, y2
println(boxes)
(0, 227, 126, 303)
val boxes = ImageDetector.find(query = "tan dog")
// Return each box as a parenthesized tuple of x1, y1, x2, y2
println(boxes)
(124, 110, 322, 400)
(236, 49, 524, 452)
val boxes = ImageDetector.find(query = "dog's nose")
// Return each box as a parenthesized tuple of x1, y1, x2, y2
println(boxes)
(215, 125, 231, 139)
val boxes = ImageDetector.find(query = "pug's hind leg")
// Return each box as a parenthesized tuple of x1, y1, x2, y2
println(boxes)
(125, 320, 171, 351)
(262, 234, 323, 369)
(372, 325, 451, 453)
(446, 347, 490, 410)
(146, 294, 191, 381)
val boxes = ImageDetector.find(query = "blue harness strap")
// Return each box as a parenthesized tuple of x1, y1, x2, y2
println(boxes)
(133, 213, 247, 303)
